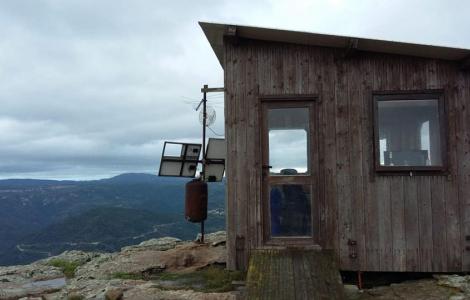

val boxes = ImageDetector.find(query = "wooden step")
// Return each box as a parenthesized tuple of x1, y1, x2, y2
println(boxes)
(246, 249, 345, 300)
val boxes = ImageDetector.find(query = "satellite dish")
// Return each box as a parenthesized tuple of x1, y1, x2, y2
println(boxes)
(199, 106, 216, 127)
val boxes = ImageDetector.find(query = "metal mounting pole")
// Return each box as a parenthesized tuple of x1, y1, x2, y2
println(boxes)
(196, 84, 224, 244)
(201, 84, 207, 243)
(202, 84, 207, 181)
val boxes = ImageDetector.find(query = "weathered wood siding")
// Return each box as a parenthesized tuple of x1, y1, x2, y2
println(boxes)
(224, 38, 470, 272)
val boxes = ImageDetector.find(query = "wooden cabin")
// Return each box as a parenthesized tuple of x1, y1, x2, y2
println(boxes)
(200, 22, 470, 273)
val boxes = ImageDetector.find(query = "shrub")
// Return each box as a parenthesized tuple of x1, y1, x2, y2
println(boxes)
(47, 259, 82, 278)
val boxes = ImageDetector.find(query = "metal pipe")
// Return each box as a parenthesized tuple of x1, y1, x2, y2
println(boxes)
(201, 221, 205, 243)
(201, 84, 208, 243)
(202, 84, 207, 181)
(357, 271, 363, 290)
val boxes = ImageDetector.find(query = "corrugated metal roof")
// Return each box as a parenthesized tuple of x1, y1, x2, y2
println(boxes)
(199, 22, 470, 68)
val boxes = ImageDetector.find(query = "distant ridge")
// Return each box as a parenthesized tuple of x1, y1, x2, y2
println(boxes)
(102, 173, 190, 184)
(103, 173, 158, 183)
(0, 173, 190, 187)
(0, 172, 225, 186)
(0, 178, 76, 187)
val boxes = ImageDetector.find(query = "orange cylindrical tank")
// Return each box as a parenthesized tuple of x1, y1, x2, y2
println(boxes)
(185, 179, 208, 223)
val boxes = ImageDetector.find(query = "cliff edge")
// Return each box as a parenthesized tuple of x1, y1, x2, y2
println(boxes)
(0, 231, 240, 300)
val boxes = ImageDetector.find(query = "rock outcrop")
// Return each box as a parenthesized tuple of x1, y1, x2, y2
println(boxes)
(0, 231, 234, 300)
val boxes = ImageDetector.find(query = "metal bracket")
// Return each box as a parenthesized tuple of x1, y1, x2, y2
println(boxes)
(224, 25, 239, 45)
(348, 239, 358, 259)
(343, 38, 359, 58)
(201, 87, 225, 93)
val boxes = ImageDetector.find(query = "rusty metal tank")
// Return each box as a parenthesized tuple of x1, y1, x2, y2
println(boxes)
(185, 179, 208, 223)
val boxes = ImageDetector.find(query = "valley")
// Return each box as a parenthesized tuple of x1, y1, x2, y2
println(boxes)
(0, 173, 225, 266)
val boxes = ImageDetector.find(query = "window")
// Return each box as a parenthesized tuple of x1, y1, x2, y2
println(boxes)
(374, 92, 446, 172)
(267, 107, 309, 175)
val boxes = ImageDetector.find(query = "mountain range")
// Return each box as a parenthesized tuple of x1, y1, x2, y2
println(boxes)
(0, 173, 225, 266)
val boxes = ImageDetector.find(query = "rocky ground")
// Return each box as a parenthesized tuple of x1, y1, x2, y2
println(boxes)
(0, 231, 237, 299)
(1, 232, 470, 299)
(345, 275, 470, 299)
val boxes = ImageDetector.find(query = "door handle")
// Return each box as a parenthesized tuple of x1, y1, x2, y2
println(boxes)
(262, 165, 272, 169)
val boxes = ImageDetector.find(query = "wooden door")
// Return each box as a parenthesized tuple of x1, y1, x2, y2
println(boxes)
(260, 99, 319, 247)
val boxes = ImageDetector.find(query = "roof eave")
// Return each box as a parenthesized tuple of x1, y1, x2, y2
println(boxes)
(200, 22, 470, 69)
(199, 22, 226, 68)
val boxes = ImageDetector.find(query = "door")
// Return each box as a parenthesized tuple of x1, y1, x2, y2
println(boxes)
(261, 99, 318, 246)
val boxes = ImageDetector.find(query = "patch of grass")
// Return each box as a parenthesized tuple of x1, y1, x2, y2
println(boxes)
(47, 259, 82, 278)
(111, 272, 144, 280)
(198, 265, 245, 292)
(110, 265, 245, 293)
(154, 265, 246, 293)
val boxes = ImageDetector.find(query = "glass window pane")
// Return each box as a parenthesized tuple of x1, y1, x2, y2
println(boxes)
(268, 108, 309, 174)
(270, 184, 311, 237)
(377, 99, 442, 167)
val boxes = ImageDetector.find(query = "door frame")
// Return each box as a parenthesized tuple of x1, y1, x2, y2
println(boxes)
(259, 95, 320, 247)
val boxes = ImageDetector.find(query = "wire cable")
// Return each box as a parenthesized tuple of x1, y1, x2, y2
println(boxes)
(207, 126, 224, 137)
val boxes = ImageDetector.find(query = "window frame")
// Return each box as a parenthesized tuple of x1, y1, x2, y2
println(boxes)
(372, 90, 448, 173)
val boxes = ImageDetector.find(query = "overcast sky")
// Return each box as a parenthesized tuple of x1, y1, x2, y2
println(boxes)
(0, 0, 468, 180)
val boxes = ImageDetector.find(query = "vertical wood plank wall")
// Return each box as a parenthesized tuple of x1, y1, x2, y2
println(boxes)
(223, 39, 470, 272)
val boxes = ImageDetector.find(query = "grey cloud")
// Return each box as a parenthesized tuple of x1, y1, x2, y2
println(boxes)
(0, 0, 230, 179)
(0, 0, 468, 179)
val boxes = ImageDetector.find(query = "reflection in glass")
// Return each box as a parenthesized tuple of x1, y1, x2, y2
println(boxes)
(270, 183, 311, 237)
(268, 107, 309, 174)
(377, 99, 442, 166)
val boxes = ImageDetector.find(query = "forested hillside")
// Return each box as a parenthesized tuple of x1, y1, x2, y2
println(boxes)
(0, 173, 225, 265)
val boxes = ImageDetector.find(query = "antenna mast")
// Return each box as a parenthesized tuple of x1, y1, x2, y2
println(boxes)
(202, 85, 207, 182)
(196, 84, 224, 243)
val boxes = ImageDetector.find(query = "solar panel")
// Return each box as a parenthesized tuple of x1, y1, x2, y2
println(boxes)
(158, 142, 201, 178)
(205, 138, 226, 182)
(206, 138, 226, 160)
